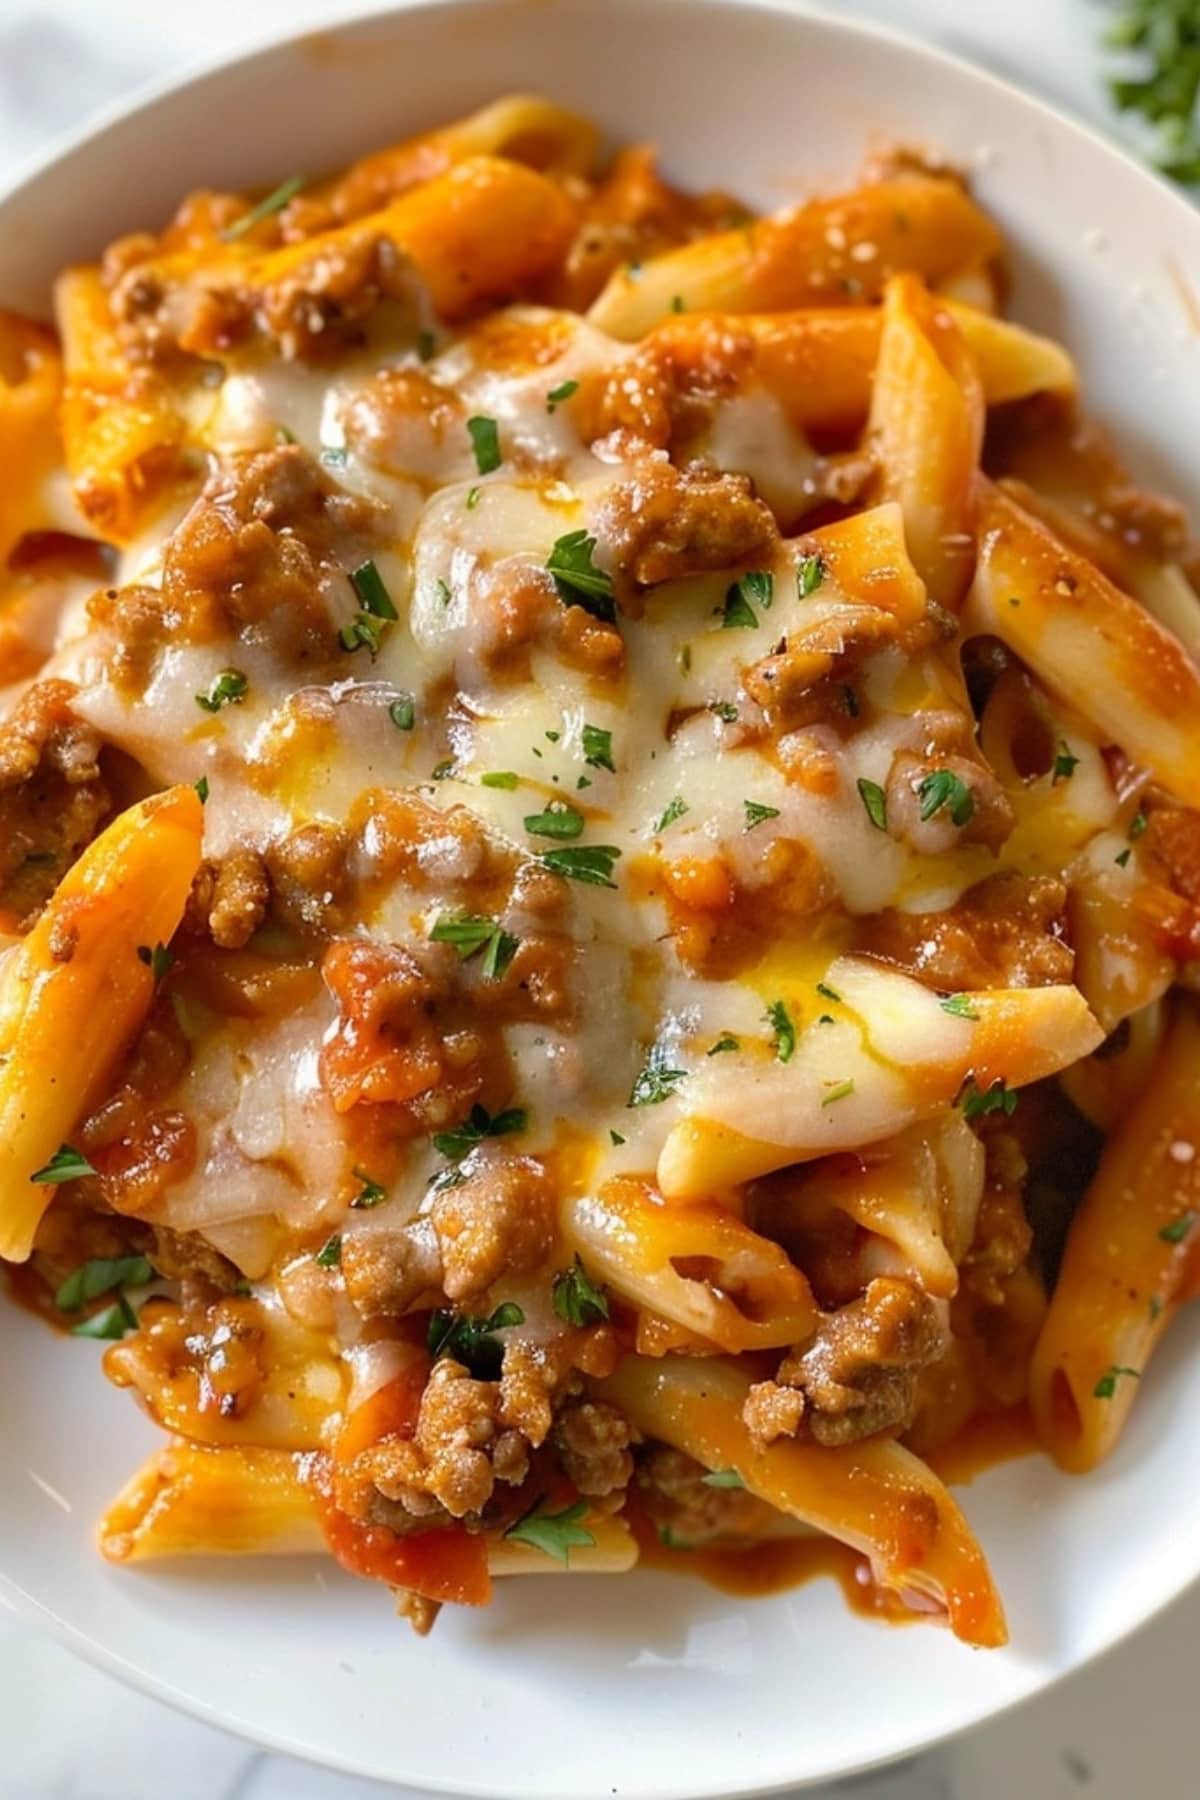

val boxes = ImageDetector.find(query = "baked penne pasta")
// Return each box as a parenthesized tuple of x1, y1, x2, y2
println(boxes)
(3, 95, 1199, 1653)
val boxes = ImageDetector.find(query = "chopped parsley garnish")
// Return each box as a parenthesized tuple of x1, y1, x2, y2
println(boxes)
(1115, 847, 1132, 868)
(653, 795, 689, 833)
(940, 993, 980, 1020)
(196, 669, 248, 713)
(582, 723, 615, 772)
(709, 701, 739, 723)
(524, 804, 585, 840)
(504, 1498, 595, 1564)
(720, 581, 760, 629)
(350, 558, 397, 620)
(629, 1047, 687, 1107)
(481, 770, 518, 789)
(389, 695, 415, 731)
(435, 578, 452, 606)
(765, 999, 796, 1063)
(701, 1469, 745, 1489)
(546, 530, 616, 622)
(221, 173, 305, 242)
(708, 1034, 740, 1055)
(72, 1297, 138, 1340)
(539, 844, 621, 887)
(1052, 741, 1080, 783)
(315, 1234, 342, 1268)
(960, 1079, 1018, 1121)
(433, 1103, 527, 1163)
(431, 759, 455, 780)
(821, 1078, 855, 1106)
(1130, 808, 1149, 839)
(1150, 1293, 1164, 1321)
(416, 329, 437, 362)
(546, 379, 579, 412)
(31, 1144, 96, 1185)
(350, 1170, 387, 1210)
(467, 415, 502, 474)
(430, 913, 518, 980)
(338, 613, 386, 656)
(857, 777, 888, 831)
(743, 800, 780, 830)
(816, 981, 842, 1004)
(194, 775, 210, 803)
(917, 769, 974, 827)
(796, 553, 825, 597)
(1159, 1212, 1196, 1244)
(466, 485, 482, 510)
(1093, 1364, 1140, 1400)
(552, 1256, 609, 1326)
(609, 1129, 626, 1146)
(739, 570, 774, 610)
(137, 942, 175, 983)
(428, 1301, 525, 1378)
(55, 1255, 152, 1314)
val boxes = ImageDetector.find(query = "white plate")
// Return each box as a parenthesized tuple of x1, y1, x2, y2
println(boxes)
(4, 2, 1200, 1793)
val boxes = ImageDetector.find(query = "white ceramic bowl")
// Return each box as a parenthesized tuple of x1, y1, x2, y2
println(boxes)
(5, 2, 1200, 1793)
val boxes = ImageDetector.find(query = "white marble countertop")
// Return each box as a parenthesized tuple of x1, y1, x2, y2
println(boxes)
(0, 0, 1195, 1793)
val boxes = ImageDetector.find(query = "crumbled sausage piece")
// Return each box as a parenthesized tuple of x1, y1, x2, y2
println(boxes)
(0, 679, 110, 917)
(596, 464, 777, 592)
(862, 872, 1072, 991)
(497, 1340, 558, 1448)
(741, 1380, 806, 1447)
(745, 1278, 948, 1449)
(636, 1444, 777, 1544)
(429, 1148, 555, 1301)
(341, 1217, 442, 1319)
(148, 1226, 243, 1300)
(395, 1591, 442, 1636)
(551, 1399, 635, 1497)
(351, 1358, 526, 1519)
(266, 822, 354, 934)
(200, 848, 270, 949)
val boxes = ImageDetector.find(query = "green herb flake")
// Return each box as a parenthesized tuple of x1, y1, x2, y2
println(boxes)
(466, 485, 482, 510)
(857, 777, 888, 832)
(428, 1301, 525, 1378)
(741, 569, 774, 609)
(505, 1498, 595, 1565)
(315, 1234, 343, 1269)
(416, 329, 437, 362)
(765, 998, 796, 1064)
(816, 981, 841, 1004)
(629, 1047, 687, 1107)
(552, 1256, 610, 1327)
(653, 795, 689, 834)
(196, 668, 248, 713)
(1159, 1212, 1196, 1244)
(917, 769, 975, 827)
(797, 553, 825, 598)
(940, 993, 980, 1020)
(56, 1255, 153, 1313)
(351, 1170, 388, 1210)
(540, 844, 622, 888)
(1115, 848, 1132, 868)
(433, 1103, 528, 1163)
(821, 1078, 855, 1106)
(609, 1129, 626, 1146)
(136, 941, 176, 983)
(1052, 741, 1080, 783)
(1150, 1294, 1164, 1321)
(389, 695, 416, 731)
(701, 1469, 745, 1489)
(338, 612, 385, 656)
(1093, 1364, 1140, 1400)
(582, 723, 615, 772)
(71, 1296, 138, 1340)
(1130, 808, 1149, 839)
(720, 581, 759, 630)
(708, 1034, 740, 1055)
(194, 774, 210, 805)
(31, 1144, 96, 1185)
(221, 173, 306, 242)
(435, 578, 452, 607)
(525, 804, 585, 840)
(350, 559, 397, 620)
(709, 701, 739, 723)
(546, 378, 580, 412)
(546, 529, 616, 622)
(430, 914, 518, 979)
(467, 415, 502, 475)
(743, 799, 780, 831)
(961, 1079, 1019, 1121)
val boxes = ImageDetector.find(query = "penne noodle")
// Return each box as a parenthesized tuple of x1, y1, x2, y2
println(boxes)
(594, 1353, 1007, 1647)
(0, 311, 64, 562)
(1030, 998, 1200, 1474)
(588, 173, 1002, 339)
(0, 787, 203, 1263)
